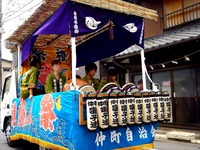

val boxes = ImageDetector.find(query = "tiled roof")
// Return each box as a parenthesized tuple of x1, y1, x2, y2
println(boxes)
(116, 22, 200, 57)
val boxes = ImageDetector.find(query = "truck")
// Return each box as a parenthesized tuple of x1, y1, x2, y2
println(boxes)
(0, 0, 168, 150)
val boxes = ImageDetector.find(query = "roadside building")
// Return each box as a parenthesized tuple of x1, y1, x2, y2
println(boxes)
(102, 0, 200, 129)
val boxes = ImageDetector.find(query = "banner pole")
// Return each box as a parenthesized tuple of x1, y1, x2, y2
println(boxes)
(140, 48, 147, 91)
(17, 45, 21, 81)
(71, 37, 77, 89)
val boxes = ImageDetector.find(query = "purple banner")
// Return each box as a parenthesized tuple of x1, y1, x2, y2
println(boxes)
(21, 1, 144, 66)
(113, 13, 144, 47)
(70, 3, 113, 36)
(22, 0, 70, 63)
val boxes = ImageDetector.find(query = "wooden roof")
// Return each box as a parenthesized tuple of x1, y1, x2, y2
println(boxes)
(5, 0, 158, 51)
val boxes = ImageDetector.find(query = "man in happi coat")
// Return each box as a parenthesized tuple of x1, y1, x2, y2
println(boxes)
(45, 60, 66, 93)
(100, 67, 120, 89)
(82, 62, 100, 92)
(20, 58, 42, 99)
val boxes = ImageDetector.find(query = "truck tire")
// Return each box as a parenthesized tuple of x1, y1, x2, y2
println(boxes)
(5, 119, 17, 147)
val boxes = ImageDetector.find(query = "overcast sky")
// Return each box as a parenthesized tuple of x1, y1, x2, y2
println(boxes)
(2, 0, 43, 60)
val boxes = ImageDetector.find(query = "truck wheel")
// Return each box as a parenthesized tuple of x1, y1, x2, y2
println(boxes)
(5, 119, 16, 147)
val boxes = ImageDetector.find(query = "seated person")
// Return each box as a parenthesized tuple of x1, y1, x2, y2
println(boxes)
(45, 60, 66, 93)
(100, 67, 119, 89)
(20, 58, 41, 99)
(82, 62, 100, 91)
(137, 79, 143, 91)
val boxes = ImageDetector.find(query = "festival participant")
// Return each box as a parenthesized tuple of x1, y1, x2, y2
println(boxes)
(137, 79, 143, 91)
(45, 60, 66, 93)
(100, 67, 119, 89)
(82, 62, 100, 91)
(20, 58, 42, 99)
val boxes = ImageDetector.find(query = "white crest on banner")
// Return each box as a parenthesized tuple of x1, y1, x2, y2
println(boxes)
(110, 130, 122, 143)
(138, 126, 148, 139)
(123, 23, 138, 33)
(85, 17, 101, 30)
(151, 125, 156, 137)
(126, 127, 133, 142)
(95, 131, 106, 146)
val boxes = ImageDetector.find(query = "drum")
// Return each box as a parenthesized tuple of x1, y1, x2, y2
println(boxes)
(122, 83, 134, 92)
(127, 86, 140, 93)
(100, 82, 121, 93)
(63, 79, 96, 93)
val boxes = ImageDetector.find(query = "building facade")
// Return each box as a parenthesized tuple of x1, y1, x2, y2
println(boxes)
(101, 0, 200, 129)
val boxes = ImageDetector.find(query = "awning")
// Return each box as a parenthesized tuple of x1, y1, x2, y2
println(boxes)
(116, 22, 200, 59)
(5, 0, 157, 67)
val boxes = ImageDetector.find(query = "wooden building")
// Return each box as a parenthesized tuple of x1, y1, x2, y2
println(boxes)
(101, 0, 200, 129)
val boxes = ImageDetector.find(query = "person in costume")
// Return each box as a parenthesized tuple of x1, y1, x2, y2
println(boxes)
(82, 62, 100, 91)
(20, 58, 42, 99)
(100, 67, 119, 89)
(45, 60, 66, 93)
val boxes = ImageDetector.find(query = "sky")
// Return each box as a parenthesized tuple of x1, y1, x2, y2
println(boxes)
(2, 0, 43, 60)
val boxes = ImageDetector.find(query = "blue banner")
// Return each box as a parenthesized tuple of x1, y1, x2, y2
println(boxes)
(11, 91, 158, 150)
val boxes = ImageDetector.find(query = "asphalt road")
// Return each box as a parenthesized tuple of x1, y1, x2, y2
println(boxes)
(0, 131, 200, 150)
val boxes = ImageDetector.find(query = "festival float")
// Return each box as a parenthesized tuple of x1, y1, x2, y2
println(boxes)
(1, 0, 171, 149)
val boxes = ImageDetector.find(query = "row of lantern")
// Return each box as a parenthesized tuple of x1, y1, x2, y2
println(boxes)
(86, 91, 171, 131)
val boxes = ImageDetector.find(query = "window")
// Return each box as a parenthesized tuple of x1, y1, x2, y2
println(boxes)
(152, 71, 171, 96)
(133, 74, 150, 89)
(173, 68, 196, 97)
(196, 67, 200, 97)
(2, 76, 11, 101)
(3, 67, 11, 72)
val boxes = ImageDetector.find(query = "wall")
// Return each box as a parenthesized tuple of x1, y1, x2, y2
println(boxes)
(141, 0, 163, 38)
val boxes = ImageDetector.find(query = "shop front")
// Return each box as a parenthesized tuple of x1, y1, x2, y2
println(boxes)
(103, 21, 200, 129)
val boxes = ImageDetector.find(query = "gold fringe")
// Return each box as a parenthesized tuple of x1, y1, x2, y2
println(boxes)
(11, 133, 154, 150)
(115, 143, 154, 150)
(10, 134, 68, 150)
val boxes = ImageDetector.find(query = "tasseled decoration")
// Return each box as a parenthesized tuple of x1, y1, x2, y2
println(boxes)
(109, 22, 114, 40)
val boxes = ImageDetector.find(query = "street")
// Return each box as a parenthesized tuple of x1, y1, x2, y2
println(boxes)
(0, 131, 199, 150)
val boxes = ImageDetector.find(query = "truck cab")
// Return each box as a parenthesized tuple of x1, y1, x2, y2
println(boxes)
(0, 70, 17, 146)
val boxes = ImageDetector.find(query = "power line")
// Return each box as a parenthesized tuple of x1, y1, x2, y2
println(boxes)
(3, 0, 35, 21)
(3, 0, 14, 15)
(2, 1, 43, 24)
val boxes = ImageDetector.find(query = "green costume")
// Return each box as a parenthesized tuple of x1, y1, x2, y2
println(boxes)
(100, 77, 120, 89)
(45, 73, 66, 94)
(20, 66, 39, 99)
(82, 75, 100, 91)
